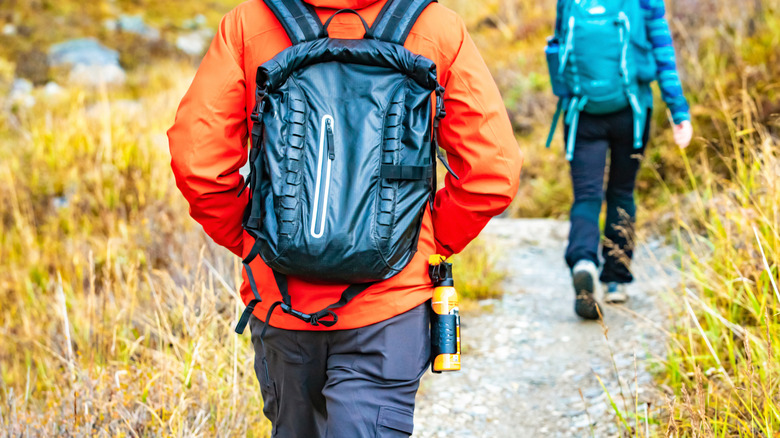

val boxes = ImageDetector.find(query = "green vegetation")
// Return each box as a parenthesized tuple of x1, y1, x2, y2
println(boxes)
(661, 94, 780, 436)
(451, 239, 508, 304)
(652, 2, 780, 435)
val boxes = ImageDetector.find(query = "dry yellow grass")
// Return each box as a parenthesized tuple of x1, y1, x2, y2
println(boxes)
(0, 62, 269, 436)
(659, 89, 780, 437)
(1, 0, 780, 436)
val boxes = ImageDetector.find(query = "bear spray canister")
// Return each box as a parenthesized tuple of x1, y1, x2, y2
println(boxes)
(428, 255, 461, 373)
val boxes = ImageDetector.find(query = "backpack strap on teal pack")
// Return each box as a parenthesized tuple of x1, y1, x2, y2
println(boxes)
(545, 98, 566, 149)
(616, 11, 645, 150)
(563, 96, 588, 161)
(628, 93, 644, 149)
(558, 14, 575, 74)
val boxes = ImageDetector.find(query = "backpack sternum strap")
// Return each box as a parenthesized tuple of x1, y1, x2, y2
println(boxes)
(617, 12, 631, 87)
(368, 0, 436, 44)
(263, 0, 323, 45)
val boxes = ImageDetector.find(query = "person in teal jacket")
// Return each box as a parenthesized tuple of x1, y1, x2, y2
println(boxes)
(554, 0, 693, 319)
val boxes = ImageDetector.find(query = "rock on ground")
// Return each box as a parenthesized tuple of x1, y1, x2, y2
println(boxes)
(413, 218, 676, 438)
(49, 38, 126, 86)
(176, 30, 214, 56)
(116, 14, 160, 40)
(9, 78, 35, 108)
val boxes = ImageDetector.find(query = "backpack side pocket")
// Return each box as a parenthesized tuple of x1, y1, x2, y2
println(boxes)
(545, 37, 571, 98)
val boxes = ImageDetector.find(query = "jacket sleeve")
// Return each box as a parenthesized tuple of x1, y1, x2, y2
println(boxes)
(168, 11, 248, 257)
(643, 0, 691, 124)
(432, 17, 523, 257)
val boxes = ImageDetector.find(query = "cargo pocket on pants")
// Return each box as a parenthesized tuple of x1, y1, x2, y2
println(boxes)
(376, 406, 414, 437)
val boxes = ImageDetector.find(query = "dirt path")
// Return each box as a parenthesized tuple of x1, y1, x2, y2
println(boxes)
(413, 218, 677, 438)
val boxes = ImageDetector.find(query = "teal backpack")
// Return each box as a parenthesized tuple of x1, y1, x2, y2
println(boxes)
(545, 0, 657, 160)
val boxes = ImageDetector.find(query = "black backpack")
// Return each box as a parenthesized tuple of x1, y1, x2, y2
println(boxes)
(235, 0, 456, 334)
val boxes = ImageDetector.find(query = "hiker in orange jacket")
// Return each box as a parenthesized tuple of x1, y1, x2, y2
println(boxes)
(168, 0, 521, 435)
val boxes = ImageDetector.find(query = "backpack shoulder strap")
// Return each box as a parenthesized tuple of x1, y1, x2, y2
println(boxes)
(368, 0, 436, 45)
(263, 0, 323, 45)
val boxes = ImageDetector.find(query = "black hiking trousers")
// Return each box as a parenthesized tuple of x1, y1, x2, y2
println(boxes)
(249, 303, 430, 437)
(564, 107, 651, 284)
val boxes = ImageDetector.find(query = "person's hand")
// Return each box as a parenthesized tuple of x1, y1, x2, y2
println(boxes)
(673, 120, 693, 149)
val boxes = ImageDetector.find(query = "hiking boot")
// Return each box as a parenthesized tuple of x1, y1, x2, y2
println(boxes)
(604, 282, 628, 304)
(572, 260, 602, 320)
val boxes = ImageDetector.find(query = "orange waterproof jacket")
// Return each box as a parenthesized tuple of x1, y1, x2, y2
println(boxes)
(168, 0, 522, 330)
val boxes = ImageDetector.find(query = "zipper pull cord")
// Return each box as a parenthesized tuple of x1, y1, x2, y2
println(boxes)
(326, 119, 335, 160)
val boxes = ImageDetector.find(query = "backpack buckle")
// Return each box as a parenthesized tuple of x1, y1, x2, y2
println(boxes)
(250, 97, 267, 123)
(280, 303, 315, 324)
(435, 86, 446, 120)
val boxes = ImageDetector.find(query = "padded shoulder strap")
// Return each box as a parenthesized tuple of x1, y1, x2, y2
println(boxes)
(369, 0, 436, 45)
(263, 0, 323, 45)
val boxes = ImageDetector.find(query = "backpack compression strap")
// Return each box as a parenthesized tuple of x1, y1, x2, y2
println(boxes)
(263, 0, 323, 45)
(368, 0, 436, 44)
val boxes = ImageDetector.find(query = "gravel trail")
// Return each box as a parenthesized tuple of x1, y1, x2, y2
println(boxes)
(413, 218, 677, 438)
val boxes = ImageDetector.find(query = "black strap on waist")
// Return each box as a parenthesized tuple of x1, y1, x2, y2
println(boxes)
(234, 236, 265, 334)
(270, 271, 376, 328)
(234, 238, 377, 334)
(235, 261, 263, 334)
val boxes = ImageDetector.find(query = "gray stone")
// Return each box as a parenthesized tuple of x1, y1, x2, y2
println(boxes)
(176, 30, 214, 56)
(183, 14, 208, 30)
(582, 387, 603, 399)
(103, 19, 118, 32)
(48, 38, 126, 86)
(9, 78, 35, 107)
(117, 14, 160, 40)
(563, 409, 586, 418)
(52, 196, 70, 210)
(43, 81, 64, 97)
(11, 78, 33, 94)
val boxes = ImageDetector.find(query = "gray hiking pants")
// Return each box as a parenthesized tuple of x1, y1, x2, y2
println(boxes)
(249, 303, 431, 437)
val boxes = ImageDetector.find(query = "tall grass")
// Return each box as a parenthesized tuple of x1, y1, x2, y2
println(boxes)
(0, 63, 269, 436)
(661, 90, 780, 436)
(451, 239, 507, 303)
(2, 0, 779, 435)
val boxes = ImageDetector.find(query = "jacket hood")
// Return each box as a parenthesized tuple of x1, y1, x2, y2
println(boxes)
(303, 0, 382, 9)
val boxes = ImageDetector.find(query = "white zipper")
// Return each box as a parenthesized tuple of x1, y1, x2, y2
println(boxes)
(310, 115, 334, 239)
